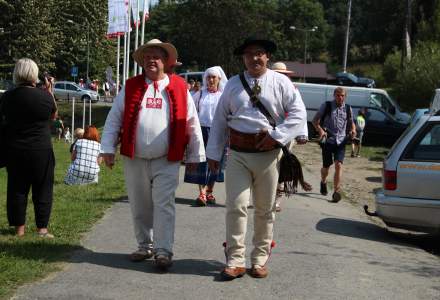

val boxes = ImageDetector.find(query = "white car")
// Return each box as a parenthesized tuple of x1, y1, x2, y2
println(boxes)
(366, 91, 440, 233)
(53, 81, 100, 102)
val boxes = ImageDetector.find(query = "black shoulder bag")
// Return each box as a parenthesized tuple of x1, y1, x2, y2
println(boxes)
(239, 73, 309, 196)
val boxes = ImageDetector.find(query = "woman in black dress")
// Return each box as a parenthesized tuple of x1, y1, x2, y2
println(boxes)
(0, 58, 57, 238)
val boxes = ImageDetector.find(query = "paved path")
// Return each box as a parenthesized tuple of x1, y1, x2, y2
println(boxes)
(12, 168, 440, 300)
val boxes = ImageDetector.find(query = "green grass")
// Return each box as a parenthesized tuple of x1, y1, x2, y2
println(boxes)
(0, 105, 126, 299)
(345, 144, 389, 162)
(360, 145, 390, 162)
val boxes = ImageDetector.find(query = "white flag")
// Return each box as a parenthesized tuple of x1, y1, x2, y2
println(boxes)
(131, 0, 140, 27)
(107, 0, 129, 37)
(142, 0, 149, 20)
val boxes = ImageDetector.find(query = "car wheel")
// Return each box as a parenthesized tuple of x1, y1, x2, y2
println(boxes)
(82, 95, 91, 102)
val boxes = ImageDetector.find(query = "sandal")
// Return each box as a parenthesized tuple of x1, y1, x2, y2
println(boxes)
(206, 193, 216, 205)
(196, 193, 207, 206)
(38, 232, 54, 239)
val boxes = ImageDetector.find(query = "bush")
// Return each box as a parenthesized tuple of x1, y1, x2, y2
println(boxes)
(383, 42, 440, 111)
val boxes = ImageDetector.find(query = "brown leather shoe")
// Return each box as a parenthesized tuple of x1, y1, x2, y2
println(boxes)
(221, 266, 247, 280)
(250, 265, 268, 278)
(154, 254, 173, 271)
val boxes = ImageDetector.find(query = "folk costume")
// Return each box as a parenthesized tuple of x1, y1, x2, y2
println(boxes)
(206, 69, 307, 269)
(101, 72, 205, 258)
(184, 67, 228, 193)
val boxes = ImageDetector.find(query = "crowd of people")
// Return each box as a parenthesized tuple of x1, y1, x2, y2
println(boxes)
(0, 36, 362, 280)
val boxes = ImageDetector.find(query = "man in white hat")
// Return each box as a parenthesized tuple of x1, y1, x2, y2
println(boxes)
(100, 39, 205, 271)
(206, 37, 307, 280)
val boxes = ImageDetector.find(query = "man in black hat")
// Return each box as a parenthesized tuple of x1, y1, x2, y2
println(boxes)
(206, 37, 307, 280)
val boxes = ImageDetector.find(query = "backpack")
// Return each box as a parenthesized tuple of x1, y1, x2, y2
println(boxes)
(320, 101, 353, 136)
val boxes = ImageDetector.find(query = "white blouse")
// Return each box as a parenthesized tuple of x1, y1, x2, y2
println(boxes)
(193, 89, 222, 127)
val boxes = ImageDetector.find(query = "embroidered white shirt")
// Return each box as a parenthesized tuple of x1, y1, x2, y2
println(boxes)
(206, 69, 307, 161)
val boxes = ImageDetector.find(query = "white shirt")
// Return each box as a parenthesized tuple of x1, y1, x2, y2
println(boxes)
(193, 89, 222, 127)
(206, 69, 307, 161)
(101, 75, 206, 163)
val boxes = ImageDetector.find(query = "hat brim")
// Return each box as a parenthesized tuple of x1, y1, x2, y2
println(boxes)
(274, 69, 294, 75)
(234, 39, 277, 56)
(132, 42, 178, 67)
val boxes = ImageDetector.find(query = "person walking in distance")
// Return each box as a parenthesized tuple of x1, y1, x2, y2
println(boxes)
(206, 37, 307, 280)
(312, 87, 356, 203)
(100, 39, 205, 271)
(351, 107, 366, 157)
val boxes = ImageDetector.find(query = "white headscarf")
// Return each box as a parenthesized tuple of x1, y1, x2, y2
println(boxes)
(202, 66, 228, 92)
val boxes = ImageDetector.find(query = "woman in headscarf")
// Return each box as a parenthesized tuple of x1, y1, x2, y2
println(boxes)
(184, 66, 228, 206)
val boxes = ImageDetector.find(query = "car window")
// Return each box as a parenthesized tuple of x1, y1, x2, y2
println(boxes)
(346, 73, 358, 82)
(66, 84, 77, 91)
(54, 83, 64, 89)
(403, 123, 440, 161)
(366, 108, 387, 122)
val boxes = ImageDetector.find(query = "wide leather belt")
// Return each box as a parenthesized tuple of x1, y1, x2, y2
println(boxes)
(229, 127, 279, 153)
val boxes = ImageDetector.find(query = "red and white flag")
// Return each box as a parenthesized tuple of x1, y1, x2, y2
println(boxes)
(107, 0, 129, 37)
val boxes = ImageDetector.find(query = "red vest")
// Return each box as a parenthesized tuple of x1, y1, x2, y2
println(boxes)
(120, 73, 189, 161)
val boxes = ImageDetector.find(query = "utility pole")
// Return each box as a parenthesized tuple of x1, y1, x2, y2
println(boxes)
(342, 0, 352, 73)
(402, 0, 412, 66)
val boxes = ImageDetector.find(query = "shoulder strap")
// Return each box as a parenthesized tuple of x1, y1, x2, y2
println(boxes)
(196, 90, 203, 112)
(239, 72, 276, 129)
(320, 101, 332, 126)
(345, 104, 352, 134)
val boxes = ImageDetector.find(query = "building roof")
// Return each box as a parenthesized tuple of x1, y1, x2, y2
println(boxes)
(281, 61, 334, 80)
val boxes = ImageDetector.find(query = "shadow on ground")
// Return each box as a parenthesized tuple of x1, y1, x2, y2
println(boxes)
(0, 240, 224, 278)
(316, 217, 440, 256)
(175, 197, 225, 208)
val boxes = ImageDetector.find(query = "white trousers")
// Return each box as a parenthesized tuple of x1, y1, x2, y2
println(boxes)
(123, 156, 180, 256)
(225, 149, 281, 267)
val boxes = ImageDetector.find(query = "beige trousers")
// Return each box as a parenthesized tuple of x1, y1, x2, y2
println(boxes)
(123, 156, 180, 256)
(225, 149, 281, 267)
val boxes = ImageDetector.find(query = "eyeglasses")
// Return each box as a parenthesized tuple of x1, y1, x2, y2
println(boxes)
(243, 50, 266, 58)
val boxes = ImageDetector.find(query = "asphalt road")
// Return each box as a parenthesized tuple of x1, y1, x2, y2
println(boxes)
(12, 167, 440, 300)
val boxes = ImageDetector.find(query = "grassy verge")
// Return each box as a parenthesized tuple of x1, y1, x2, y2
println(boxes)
(0, 105, 126, 299)
(359, 145, 390, 162)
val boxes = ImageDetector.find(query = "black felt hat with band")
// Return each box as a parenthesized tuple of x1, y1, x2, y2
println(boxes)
(233, 37, 277, 56)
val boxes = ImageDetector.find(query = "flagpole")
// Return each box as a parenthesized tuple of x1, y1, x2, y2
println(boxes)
(116, 35, 120, 94)
(123, 33, 127, 83)
(126, 0, 131, 80)
(133, 0, 139, 75)
(139, 0, 148, 74)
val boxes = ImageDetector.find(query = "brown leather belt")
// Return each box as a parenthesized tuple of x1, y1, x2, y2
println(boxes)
(229, 127, 279, 153)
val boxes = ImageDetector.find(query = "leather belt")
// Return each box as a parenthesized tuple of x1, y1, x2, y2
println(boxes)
(229, 127, 279, 153)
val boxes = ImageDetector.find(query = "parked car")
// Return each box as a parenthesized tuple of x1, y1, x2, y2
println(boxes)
(365, 92, 440, 233)
(409, 108, 430, 126)
(53, 81, 100, 102)
(335, 72, 376, 88)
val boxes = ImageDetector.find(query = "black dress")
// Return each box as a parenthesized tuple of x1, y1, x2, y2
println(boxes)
(0, 85, 56, 228)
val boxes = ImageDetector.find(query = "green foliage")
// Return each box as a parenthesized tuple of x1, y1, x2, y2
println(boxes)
(383, 41, 440, 111)
(0, 0, 116, 82)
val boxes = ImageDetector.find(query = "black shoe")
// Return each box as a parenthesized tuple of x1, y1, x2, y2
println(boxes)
(320, 181, 328, 196)
(329, 191, 342, 203)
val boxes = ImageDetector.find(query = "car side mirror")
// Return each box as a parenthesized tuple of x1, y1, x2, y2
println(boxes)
(77, 88, 81, 91)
